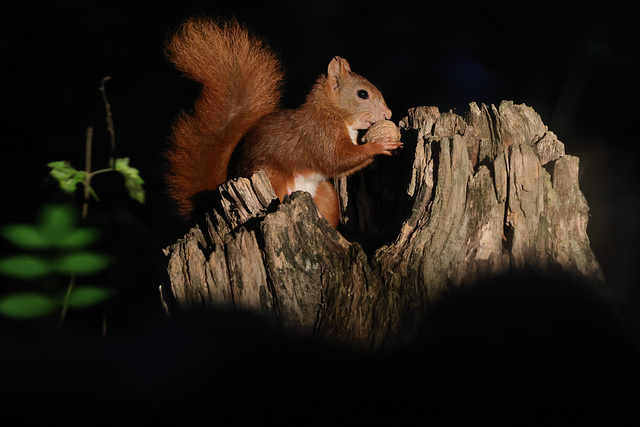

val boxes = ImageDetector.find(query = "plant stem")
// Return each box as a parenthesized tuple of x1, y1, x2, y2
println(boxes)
(99, 76, 116, 168)
(82, 126, 94, 220)
(102, 308, 108, 338)
(59, 274, 76, 330)
(88, 168, 114, 178)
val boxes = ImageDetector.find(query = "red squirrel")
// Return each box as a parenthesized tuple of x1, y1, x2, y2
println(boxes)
(165, 18, 402, 228)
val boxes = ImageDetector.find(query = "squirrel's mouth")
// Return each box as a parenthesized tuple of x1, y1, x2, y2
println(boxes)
(355, 120, 373, 130)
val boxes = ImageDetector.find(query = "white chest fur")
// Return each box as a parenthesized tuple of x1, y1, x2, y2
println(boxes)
(347, 125, 359, 145)
(292, 173, 325, 196)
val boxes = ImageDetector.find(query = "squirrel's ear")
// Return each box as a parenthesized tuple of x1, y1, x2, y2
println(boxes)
(327, 56, 351, 90)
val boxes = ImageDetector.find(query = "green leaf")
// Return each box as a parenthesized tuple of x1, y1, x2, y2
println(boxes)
(39, 203, 77, 232)
(65, 285, 115, 308)
(35, 204, 79, 248)
(48, 161, 87, 194)
(0, 205, 99, 250)
(114, 157, 145, 203)
(0, 224, 48, 249)
(58, 228, 102, 249)
(0, 255, 51, 279)
(0, 293, 58, 319)
(52, 252, 112, 276)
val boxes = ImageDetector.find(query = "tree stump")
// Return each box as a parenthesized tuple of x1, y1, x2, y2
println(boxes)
(160, 101, 604, 350)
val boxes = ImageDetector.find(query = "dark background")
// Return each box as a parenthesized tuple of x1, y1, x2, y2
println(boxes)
(4, 0, 637, 325)
(2, 0, 638, 330)
(1, 1, 639, 421)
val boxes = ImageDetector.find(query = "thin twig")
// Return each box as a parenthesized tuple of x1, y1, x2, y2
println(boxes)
(82, 126, 94, 220)
(102, 308, 107, 338)
(99, 76, 116, 168)
(88, 168, 114, 178)
(59, 274, 76, 330)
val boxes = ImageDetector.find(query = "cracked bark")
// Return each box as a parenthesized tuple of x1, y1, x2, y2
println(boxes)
(160, 101, 604, 350)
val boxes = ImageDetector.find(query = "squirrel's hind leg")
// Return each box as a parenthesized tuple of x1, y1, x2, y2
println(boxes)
(314, 181, 339, 229)
(263, 167, 339, 228)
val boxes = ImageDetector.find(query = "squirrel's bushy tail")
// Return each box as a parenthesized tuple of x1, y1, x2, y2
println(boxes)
(165, 18, 284, 216)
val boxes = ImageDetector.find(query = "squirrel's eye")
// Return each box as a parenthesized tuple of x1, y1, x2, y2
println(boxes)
(357, 89, 369, 100)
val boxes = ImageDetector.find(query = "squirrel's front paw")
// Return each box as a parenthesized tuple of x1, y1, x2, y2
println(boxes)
(361, 119, 402, 155)
(372, 137, 403, 155)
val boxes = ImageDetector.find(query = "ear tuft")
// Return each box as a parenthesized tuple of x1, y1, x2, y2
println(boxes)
(327, 56, 351, 90)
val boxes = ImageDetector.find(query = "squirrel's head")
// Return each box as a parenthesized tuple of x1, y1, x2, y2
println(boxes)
(324, 56, 392, 130)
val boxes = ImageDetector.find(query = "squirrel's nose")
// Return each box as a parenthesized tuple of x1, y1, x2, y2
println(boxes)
(384, 106, 392, 120)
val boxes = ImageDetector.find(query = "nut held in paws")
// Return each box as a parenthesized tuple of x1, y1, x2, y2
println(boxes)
(361, 120, 401, 143)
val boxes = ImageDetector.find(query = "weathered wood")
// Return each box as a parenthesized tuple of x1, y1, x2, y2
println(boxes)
(159, 100, 604, 350)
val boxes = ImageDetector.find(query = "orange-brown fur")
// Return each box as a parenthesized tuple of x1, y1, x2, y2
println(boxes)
(166, 18, 401, 227)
